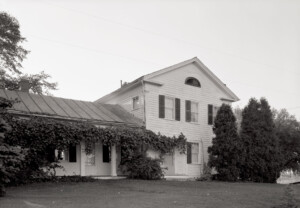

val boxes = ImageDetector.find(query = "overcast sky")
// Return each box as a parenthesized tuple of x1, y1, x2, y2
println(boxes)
(1, 0, 300, 119)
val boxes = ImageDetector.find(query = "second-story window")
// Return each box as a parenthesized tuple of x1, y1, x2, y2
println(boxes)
(186, 100, 198, 123)
(132, 96, 139, 110)
(165, 97, 175, 119)
(159, 95, 180, 121)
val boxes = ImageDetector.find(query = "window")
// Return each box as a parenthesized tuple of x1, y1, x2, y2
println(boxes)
(55, 144, 77, 163)
(185, 77, 201, 87)
(103, 144, 110, 163)
(208, 105, 220, 125)
(86, 143, 95, 166)
(186, 100, 198, 123)
(187, 142, 199, 164)
(165, 97, 175, 119)
(159, 95, 180, 121)
(132, 96, 139, 110)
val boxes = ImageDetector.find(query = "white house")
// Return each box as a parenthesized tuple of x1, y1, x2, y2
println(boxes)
(1, 57, 239, 178)
(96, 57, 239, 177)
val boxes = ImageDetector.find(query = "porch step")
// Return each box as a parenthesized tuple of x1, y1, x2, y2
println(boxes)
(92, 176, 127, 180)
(164, 175, 196, 181)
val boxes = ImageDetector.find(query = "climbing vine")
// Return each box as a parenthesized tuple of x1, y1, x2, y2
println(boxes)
(3, 114, 186, 179)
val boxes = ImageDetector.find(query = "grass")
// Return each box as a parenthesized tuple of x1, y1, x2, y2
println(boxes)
(0, 180, 296, 208)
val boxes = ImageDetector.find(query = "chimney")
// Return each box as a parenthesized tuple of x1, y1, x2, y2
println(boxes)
(19, 78, 30, 92)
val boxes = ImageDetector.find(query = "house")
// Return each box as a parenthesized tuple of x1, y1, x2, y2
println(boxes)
(95, 57, 239, 177)
(0, 83, 142, 177)
(0, 57, 239, 178)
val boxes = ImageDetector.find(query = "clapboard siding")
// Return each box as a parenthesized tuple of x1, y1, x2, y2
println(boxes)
(144, 62, 232, 176)
(101, 84, 145, 121)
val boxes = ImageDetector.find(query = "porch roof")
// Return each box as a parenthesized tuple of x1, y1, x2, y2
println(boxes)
(0, 89, 143, 127)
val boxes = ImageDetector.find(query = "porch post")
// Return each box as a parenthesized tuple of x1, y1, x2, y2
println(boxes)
(80, 141, 86, 176)
(110, 144, 117, 177)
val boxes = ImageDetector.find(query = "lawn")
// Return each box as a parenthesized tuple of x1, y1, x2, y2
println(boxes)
(0, 180, 297, 208)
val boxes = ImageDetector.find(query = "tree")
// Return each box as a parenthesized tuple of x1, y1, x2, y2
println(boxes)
(240, 98, 281, 183)
(273, 109, 300, 172)
(0, 12, 57, 95)
(0, 98, 26, 197)
(0, 12, 28, 74)
(208, 104, 243, 181)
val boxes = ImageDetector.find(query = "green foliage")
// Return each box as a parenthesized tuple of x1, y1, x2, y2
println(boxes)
(208, 104, 242, 181)
(0, 98, 27, 197)
(123, 153, 164, 180)
(0, 12, 28, 74)
(196, 163, 212, 181)
(0, 12, 57, 95)
(273, 109, 300, 172)
(240, 98, 281, 183)
(3, 114, 186, 184)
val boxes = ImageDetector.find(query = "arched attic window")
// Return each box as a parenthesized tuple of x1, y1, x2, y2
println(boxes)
(185, 77, 201, 87)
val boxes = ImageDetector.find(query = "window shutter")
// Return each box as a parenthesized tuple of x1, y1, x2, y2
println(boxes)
(175, 98, 180, 121)
(208, 104, 213, 125)
(159, 95, 165, 118)
(103, 144, 110, 163)
(69, 144, 77, 162)
(186, 100, 191, 122)
(187, 142, 191, 164)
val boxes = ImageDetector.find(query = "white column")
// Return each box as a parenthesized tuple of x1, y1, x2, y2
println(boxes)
(80, 141, 86, 176)
(110, 144, 117, 177)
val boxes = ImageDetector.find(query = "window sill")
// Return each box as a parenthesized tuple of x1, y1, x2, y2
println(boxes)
(160, 118, 180, 122)
(132, 107, 140, 111)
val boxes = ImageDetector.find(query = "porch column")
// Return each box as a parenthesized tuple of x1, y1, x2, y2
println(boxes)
(80, 141, 86, 176)
(110, 144, 117, 177)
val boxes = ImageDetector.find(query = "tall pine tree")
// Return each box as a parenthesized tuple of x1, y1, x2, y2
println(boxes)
(240, 98, 281, 183)
(208, 104, 242, 181)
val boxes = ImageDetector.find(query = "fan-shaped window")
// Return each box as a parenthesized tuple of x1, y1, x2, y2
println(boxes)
(185, 77, 201, 87)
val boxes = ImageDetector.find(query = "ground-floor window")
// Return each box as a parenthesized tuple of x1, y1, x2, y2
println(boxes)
(86, 143, 95, 166)
(187, 142, 199, 164)
(55, 144, 77, 163)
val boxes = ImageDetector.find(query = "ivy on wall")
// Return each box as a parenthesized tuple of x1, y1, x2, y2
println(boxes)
(4, 115, 186, 167)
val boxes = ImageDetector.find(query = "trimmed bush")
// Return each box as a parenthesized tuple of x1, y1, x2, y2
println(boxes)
(123, 153, 164, 180)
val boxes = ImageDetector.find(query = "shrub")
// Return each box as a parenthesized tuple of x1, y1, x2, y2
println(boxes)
(123, 153, 164, 180)
(197, 163, 212, 181)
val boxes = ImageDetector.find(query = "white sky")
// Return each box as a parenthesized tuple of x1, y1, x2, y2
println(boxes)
(1, 0, 300, 119)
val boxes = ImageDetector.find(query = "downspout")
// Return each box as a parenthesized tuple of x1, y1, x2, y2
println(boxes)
(141, 80, 146, 127)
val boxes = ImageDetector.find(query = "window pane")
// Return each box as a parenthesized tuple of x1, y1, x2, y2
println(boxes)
(192, 143, 199, 153)
(191, 102, 198, 112)
(192, 153, 198, 163)
(165, 108, 174, 119)
(86, 144, 95, 166)
(133, 97, 139, 110)
(165, 97, 174, 119)
(165, 97, 174, 108)
(191, 113, 198, 122)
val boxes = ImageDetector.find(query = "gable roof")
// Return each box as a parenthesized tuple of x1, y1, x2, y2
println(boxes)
(0, 89, 143, 127)
(96, 57, 239, 103)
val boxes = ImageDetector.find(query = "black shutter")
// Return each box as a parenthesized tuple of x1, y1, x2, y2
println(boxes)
(187, 142, 191, 164)
(69, 144, 77, 162)
(208, 104, 213, 125)
(175, 98, 180, 121)
(159, 95, 165, 118)
(186, 100, 191, 122)
(103, 144, 110, 163)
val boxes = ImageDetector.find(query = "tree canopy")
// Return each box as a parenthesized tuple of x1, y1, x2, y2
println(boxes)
(240, 98, 281, 183)
(274, 109, 300, 172)
(208, 104, 242, 181)
(0, 12, 57, 95)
